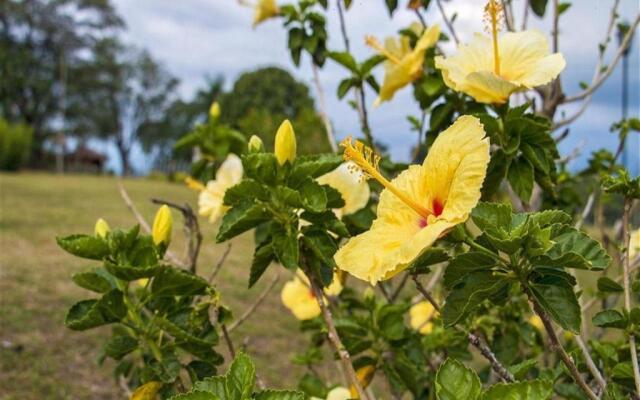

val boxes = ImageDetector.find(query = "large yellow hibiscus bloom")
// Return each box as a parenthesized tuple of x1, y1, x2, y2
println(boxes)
(434, 1, 565, 104)
(366, 24, 440, 106)
(334, 115, 489, 284)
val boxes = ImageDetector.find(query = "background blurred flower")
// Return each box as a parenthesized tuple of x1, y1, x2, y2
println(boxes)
(199, 154, 243, 223)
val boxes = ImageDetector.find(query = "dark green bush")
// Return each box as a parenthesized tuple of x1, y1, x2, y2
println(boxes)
(0, 118, 33, 171)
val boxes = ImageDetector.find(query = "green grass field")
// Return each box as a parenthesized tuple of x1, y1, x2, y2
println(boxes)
(0, 173, 311, 399)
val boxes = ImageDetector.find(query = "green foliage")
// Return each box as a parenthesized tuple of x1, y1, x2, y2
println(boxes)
(0, 119, 32, 171)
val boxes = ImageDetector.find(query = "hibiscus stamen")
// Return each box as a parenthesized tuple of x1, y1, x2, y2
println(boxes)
(365, 35, 402, 65)
(484, 0, 503, 76)
(341, 136, 431, 219)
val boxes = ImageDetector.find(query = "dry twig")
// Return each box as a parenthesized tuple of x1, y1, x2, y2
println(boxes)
(228, 275, 280, 332)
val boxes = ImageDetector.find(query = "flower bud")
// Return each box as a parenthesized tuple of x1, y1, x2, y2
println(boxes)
(528, 315, 544, 332)
(248, 135, 264, 153)
(349, 365, 376, 398)
(94, 218, 110, 238)
(152, 205, 173, 246)
(274, 119, 297, 165)
(209, 101, 221, 120)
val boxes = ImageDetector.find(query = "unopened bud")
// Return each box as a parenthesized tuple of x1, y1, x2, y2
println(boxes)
(349, 365, 376, 398)
(248, 135, 264, 153)
(274, 119, 297, 165)
(209, 101, 221, 120)
(94, 218, 110, 238)
(152, 205, 173, 246)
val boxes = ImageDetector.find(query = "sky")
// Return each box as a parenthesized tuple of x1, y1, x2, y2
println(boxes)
(103, 0, 639, 175)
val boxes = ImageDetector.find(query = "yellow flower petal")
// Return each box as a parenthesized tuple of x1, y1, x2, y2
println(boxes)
(316, 162, 370, 217)
(274, 119, 297, 165)
(435, 30, 565, 103)
(374, 25, 440, 106)
(630, 228, 640, 261)
(410, 301, 438, 334)
(529, 315, 544, 332)
(198, 154, 243, 224)
(94, 218, 110, 238)
(253, 0, 279, 27)
(130, 381, 163, 400)
(335, 116, 489, 284)
(281, 275, 321, 320)
(326, 387, 351, 400)
(152, 205, 172, 246)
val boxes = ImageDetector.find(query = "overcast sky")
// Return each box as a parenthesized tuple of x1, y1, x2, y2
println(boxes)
(105, 0, 639, 174)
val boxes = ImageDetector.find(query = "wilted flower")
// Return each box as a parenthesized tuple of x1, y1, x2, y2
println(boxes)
(152, 205, 173, 246)
(199, 154, 244, 224)
(334, 116, 489, 284)
(280, 270, 343, 320)
(94, 218, 110, 239)
(274, 119, 297, 165)
(435, 0, 565, 104)
(409, 301, 438, 335)
(366, 24, 440, 106)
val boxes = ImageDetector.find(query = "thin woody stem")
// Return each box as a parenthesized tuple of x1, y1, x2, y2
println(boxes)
(525, 288, 599, 400)
(308, 275, 369, 400)
(412, 275, 515, 383)
(622, 198, 640, 396)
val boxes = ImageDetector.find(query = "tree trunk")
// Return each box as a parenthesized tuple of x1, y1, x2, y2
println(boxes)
(115, 137, 131, 176)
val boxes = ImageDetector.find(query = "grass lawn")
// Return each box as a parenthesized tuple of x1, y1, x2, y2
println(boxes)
(0, 172, 310, 399)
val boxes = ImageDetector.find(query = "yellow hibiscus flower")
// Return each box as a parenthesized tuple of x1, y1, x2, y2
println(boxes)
(365, 24, 440, 106)
(435, 1, 565, 104)
(410, 301, 438, 335)
(334, 115, 489, 284)
(281, 270, 343, 320)
(310, 387, 351, 400)
(239, 0, 280, 28)
(316, 162, 370, 218)
(198, 154, 243, 224)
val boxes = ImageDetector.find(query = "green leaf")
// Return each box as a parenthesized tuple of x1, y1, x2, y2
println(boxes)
(194, 376, 227, 399)
(104, 335, 138, 360)
(302, 230, 337, 269)
(249, 243, 274, 288)
(430, 103, 455, 132)
(64, 289, 126, 330)
(72, 269, 114, 293)
(557, 2, 571, 15)
(289, 155, 342, 188)
(531, 283, 581, 332)
(435, 358, 482, 400)
(337, 78, 358, 99)
(532, 224, 611, 270)
(226, 353, 256, 400)
(151, 266, 208, 297)
(385, 0, 398, 15)
(299, 179, 327, 212)
(482, 149, 509, 198)
(376, 304, 407, 341)
(57, 234, 109, 260)
(327, 51, 358, 73)
(482, 380, 553, 399)
(216, 201, 271, 242)
(529, 0, 548, 17)
(508, 359, 538, 380)
(170, 391, 218, 400)
(297, 374, 327, 398)
(360, 54, 386, 75)
(592, 309, 627, 329)
(443, 252, 496, 289)
(242, 153, 278, 185)
(611, 362, 634, 379)
(104, 260, 160, 281)
(254, 390, 306, 400)
(597, 277, 624, 293)
(272, 230, 299, 270)
(528, 210, 572, 227)
(507, 157, 535, 203)
(224, 179, 269, 205)
(410, 248, 450, 274)
(471, 202, 512, 233)
(442, 272, 508, 327)
(156, 317, 217, 348)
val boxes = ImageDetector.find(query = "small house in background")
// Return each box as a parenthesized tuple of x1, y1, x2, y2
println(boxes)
(64, 145, 107, 174)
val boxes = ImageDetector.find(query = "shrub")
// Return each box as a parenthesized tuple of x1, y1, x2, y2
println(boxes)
(0, 118, 33, 171)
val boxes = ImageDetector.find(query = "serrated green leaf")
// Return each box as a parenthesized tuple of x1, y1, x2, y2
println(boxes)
(435, 358, 482, 400)
(443, 252, 496, 289)
(532, 224, 610, 270)
(224, 179, 269, 205)
(531, 283, 581, 332)
(508, 157, 535, 203)
(597, 277, 624, 293)
(194, 376, 227, 399)
(442, 272, 508, 327)
(242, 153, 278, 185)
(254, 390, 306, 400)
(482, 149, 509, 199)
(216, 201, 271, 242)
(226, 353, 256, 400)
(249, 243, 274, 288)
(105, 260, 160, 281)
(151, 266, 208, 297)
(72, 270, 113, 293)
(482, 379, 553, 399)
(376, 304, 407, 341)
(410, 248, 450, 274)
(65, 289, 126, 330)
(272, 230, 299, 270)
(289, 155, 342, 188)
(592, 309, 627, 329)
(299, 179, 327, 212)
(57, 234, 109, 260)
(104, 335, 138, 360)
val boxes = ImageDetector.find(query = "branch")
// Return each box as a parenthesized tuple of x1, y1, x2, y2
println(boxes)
(116, 180, 186, 268)
(575, 192, 596, 230)
(309, 274, 369, 400)
(526, 289, 599, 400)
(435, 0, 459, 45)
(228, 274, 280, 332)
(311, 63, 338, 152)
(412, 275, 515, 383)
(575, 334, 608, 393)
(209, 243, 232, 283)
(622, 198, 640, 396)
(151, 198, 202, 273)
(563, 11, 637, 104)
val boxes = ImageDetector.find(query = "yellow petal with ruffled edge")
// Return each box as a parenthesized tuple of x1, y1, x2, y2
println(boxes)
(198, 154, 243, 223)
(316, 162, 370, 217)
(334, 116, 489, 284)
(375, 25, 440, 106)
(435, 30, 565, 104)
(410, 301, 437, 334)
(253, 0, 279, 27)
